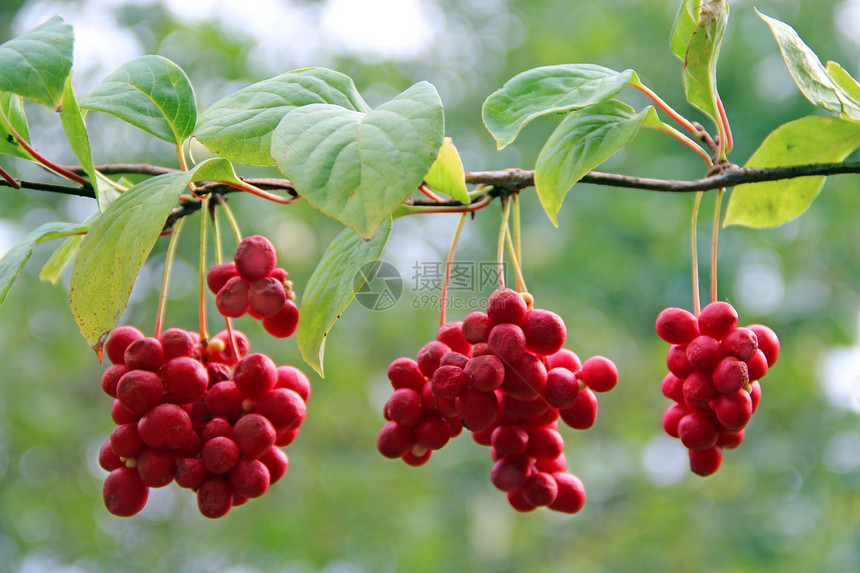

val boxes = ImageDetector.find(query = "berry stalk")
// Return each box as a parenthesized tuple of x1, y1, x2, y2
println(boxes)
(496, 197, 513, 290)
(154, 217, 186, 339)
(710, 189, 724, 304)
(198, 197, 210, 343)
(691, 193, 703, 316)
(440, 213, 468, 327)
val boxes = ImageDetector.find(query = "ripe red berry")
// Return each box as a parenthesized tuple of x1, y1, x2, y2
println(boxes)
(549, 472, 586, 514)
(136, 448, 177, 488)
(666, 344, 694, 378)
(580, 355, 618, 392)
(101, 364, 129, 398)
(523, 309, 566, 356)
(535, 454, 567, 474)
(234, 235, 277, 282)
(506, 488, 538, 512)
(488, 323, 527, 363)
(109, 423, 144, 459)
(682, 371, 719, 407)
(440, 351, 469, 369)
(248, 277, 287, 317)
(387, 357, 426, 392)
(712, 356, 750, 394)
(200, 417, 233, 443)
(662, 403, 690, 438)
(678, 411, 719, 450)
(158, 328, 196, 360)
(436, 321, 471, 355)
(431, 365, 469, 398)
(747, 350, 769, 381)
(750, 381, 762, 412)
(137, 404, 194, 450)
(202, 436, 241, 474)
(258, 447, 288, 484)
(660, 373, 685, 404)
(747, 324, 779, 366)
(462, 311, 492, 344)
(491, 425, 529, 457)
(522, 472, 559, 507)
(116, 369, 163, 415)
(384, 388, 424, 427)
(99, 440, 123, 471)
(160, 356, 208, 404)
(262, 300, 300, 338)
(547, 349, 582, 373)
(234, 353, 278, 399)
(205, 381, 245, 420)
(686, 335, 722, 370)
(124, 337, 165, 372)
(175, 458, 208, 490)
(103, 467, 149, 517)
(501, 393, 549, 420)
(559, 388, 598, 430)
(697, 301, 738, 340)
(414, 416, 451, 450)
(105, 326, 144, 365)
(207, 261, 239, 294)
(500, 353, 547, 401)
(216, 276, 251, 318)
(197, 477, 233, 518)
(464, 355, 505, 391)
(377, 421, 413, 458)
(229, 459, 271, 498)
(454, 388, 499, 432)
(416, 341, 452, 377)
(689, 445, 722, 476)
(111, 400, 139, 425)
(254, 388, 307, 431)
(713, 389, 753, 432)
(720, 327, 758, 362)
(490, 456, 531, 491)
(717, 429, 745, 449)
(402, 448, 433, 467)
(526, 427, 564, 459)
(233, 413, 277, 459)
(209, 330, 250, 365)
(275, 366, 311, 401)
(655, 307, 699, 344)
(487, 289, 528, 325)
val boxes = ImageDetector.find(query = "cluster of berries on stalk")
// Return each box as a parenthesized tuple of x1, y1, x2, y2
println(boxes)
(656, 301, 779, 476)
(99, 235, 309, 518)
(377, 288, 618, 513)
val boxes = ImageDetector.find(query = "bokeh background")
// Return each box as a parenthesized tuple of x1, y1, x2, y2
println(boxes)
(1, 0, 859, 571)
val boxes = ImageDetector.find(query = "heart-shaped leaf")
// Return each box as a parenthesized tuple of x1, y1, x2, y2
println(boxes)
(69, 158, 244, 349)
(424, 137, 469, 204)
(298, 219, 392, 376)
(0, 222, 88, 306)
(535, 101, 657, 224)
(724, 116, 860, 228)
(80, 55, 197, 144)
(0, 92, 31, 159)
(482, 64, 636, 149)
(194, 67, 370, 166)
(271, 81, 443, 239)
(0, 15, 73, 108)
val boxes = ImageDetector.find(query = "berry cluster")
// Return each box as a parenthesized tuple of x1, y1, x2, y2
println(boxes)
(98, 325, 310, 518)
(655, 301, 779, 476)
(377, 288, 618, 513)
(208, 235, 299, 338)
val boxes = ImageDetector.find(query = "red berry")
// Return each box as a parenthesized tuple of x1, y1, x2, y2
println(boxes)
(136, 448, 177, 488)
(717, 429, 745, 449)
(209, 330, 250, 365)
(105, 326, 144, 365)
(655, 307, 699, 344)
(720, 327, 758, 362)
(535, 454, 567, 474)
(686, 335, 721, 370)
(660, 373, 685, 403)
(101, 364, 129, 398)
(416, 341, 453, 377)
(384, 388, 424, 427)
(747, 324, 779, 366)
(248, 277, 287, 317)
(439, 351, 469, 369)
(124, 337, 165, 372)
(462, 311, 492, 344)
(491, 425, 529, 457)
(506, 488, 538, 512)
(689, 445, 722, 476)
(234, 353, 277, 399)
(490, 456, 531, 491)
(682, 371, 719, 407)
(547, 349, 582, 373)
(713, 389, 753, 432)
(712, 356, 750, 394)
(259, 447, 288, 484)
(580, 355, 618, 392)
(262, 300, 300, 338)
(523, 309, 566, 356)
(487, 289, 528, 325)
(522, 472, 559, 506)
(488, 323, 526, 363)
(402, 448, 433, 467)
(197, 477, 233, 518)
(662, 403, 690, 438)
(158, 328, 196, 360)
(234, 235, 277, 282)
(750, 381, 762, 412)
(549, 472, 586, 514)
(216, 276, 250, 318)
(387, 357, 426, 392)
(455, 389, 499, 432)
(431, 365, 469, 398)
(160, 356, 208, 404)
(747, 350, 769, 381)
(254, 388, 307, 431)
(205, 381, 244, 420)
(229, 459, 271, 498)
(464, 355, 505, 392)
(501, 393, 549, 420)
(377, 421, 413, 458)
(421, 383, 458, 418)
(137, 404, 194, 450)
(99, 440, 123, 471)
(275, 366, 311, 401)
(103, 467, 149, 517)
(526, 427, 564, 459)
(202, 436, 241, 474)
(667, 344, 694, 378)
(200, 417, 233, 443)
(233, 413, 276, 459)
(436, 321, 471, 355)
(697, 301, 738, 340)
(559, 388, 598, 430)
(111, 400, 139, 425)
(116, 369, 163, 415)
(175, 458, 208, 489)
(414, 416, 451, 450)
(207, 261, 239, 294)
(678, 411, 719, 450)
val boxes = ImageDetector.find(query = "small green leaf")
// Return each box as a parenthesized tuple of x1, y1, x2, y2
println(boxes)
(424, 137, 469, 204)
(59, 75, 112, 209)
(757, 11, 860, 120)
(69, 158, 242, 347)
(80, 55, 197, 144)
(0, 15, 73, 108)
(680, 0, 728, 125)
(0, 92, 32, 159)
(482, 64, 636, 149)
(40, 234, 83, 284)
(724, 116, 860, 228)
(0, 222, 88, 306)
(535, 101, 656, 225)
(271, 81, 443, 239)
(671, 0, 700, 61)
(826, 61, 860, 120)
(297, 219, 392, 376)
(194, 67, 370, 166)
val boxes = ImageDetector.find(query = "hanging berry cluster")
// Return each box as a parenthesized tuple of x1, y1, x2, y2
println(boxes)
(656, 301, 780, 476)
(98, 235, 310, 518)
(377, 288, 618, 513)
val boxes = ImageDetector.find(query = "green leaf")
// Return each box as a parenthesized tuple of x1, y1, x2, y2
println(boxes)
(535, 101, 657, 225)
(0, 92, 32, 159)
(194, 67, 370, 166)
(482, 64, 636, 149)
(0, 222, 88, 306)
(680, 0, 728, 125)
(671, 0, 700, 61)
(0, 15, 73, 108)
(297, 219, 392, 376)
(59, 75, 112, 209)
(724, 116, 860, 228)
(39, 234, 83, 284)
(80, 55, 197, 144)
(271, 81, 443, 239)
(757, 11, 860, 120)
(826, 61, 860, 120)
(69, 158, 242, 348)
(424, 137, 469, 204)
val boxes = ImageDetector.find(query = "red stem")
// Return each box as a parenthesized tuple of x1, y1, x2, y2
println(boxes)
(418, 184, 444, 202)
(14, 134, 90, 186)
(717, 96, 733, 155)
(0, 165, 20, 188)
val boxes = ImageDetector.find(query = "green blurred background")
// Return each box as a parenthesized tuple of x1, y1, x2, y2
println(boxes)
(1, 0, 859, 571)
